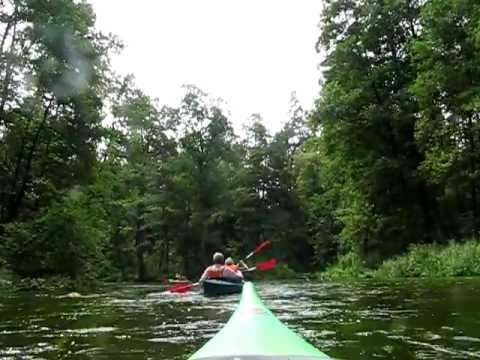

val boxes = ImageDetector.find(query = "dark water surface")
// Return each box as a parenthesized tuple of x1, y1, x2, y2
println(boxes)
(1, 279, 480, 359)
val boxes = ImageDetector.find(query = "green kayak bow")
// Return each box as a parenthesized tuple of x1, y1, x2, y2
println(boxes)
(189, 282, 331, 360)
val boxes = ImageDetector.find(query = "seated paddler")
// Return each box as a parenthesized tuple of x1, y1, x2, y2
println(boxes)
(222, 257, 245, 282)
(198, 252, 226, 284)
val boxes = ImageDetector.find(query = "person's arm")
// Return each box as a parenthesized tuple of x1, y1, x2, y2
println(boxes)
(239, 260, 249, 270)
(240, 260, 257, 272)
(198, 266, 210, 284)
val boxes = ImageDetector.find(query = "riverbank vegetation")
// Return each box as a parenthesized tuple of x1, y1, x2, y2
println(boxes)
(376, 240, 480, 279)
(321, 240, 480, 280)
(1, 0, 479, 289)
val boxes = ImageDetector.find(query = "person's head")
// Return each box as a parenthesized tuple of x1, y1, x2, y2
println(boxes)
(213, 252, 224, 265)
(225, 257, 234, 265)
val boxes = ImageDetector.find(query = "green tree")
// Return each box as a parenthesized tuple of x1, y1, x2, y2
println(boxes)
(0, 0, 117, 223)
(411, 0, 480, 237)
(107, 76, 177, 281)
(0, 0, 119, 285)
(312, 0, 429, 263)
(233, 114, 272, 251)
(267, 96, 314, 270)
(157, 86, 236, 277)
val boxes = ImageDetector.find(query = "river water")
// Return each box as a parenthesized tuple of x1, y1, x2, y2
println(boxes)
(1, 278, 480, 359)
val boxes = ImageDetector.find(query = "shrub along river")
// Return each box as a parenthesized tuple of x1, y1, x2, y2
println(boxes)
(1, 279, 480, 359)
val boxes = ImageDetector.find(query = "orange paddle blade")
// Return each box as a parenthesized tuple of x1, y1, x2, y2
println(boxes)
(169, 283, 195, 293)
(256, 258, 277, 271)
(253, 240, 271, 255)
(245, 240, 272, 260)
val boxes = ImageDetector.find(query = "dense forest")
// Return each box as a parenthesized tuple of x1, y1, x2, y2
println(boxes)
(0, 0, 479, 288)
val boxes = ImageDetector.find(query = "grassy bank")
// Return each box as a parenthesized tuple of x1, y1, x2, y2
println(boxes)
(320, 239, 480, 280)
(318, 252, 372, 280)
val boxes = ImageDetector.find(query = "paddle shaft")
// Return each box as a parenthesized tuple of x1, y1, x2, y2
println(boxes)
(241, 259, 277, 272)
(242, 240, 271, 262)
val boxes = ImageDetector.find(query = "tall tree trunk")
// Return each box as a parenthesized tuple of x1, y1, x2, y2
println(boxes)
(0, 1, 17, 55)
(467, 115, 479, 236)
(162, 207, 169, 276)
(164, 236, 169, 276)
(470, 181, 478, 236)
(1, 134, 25, 222)
(135, 203, 147, 281)
(417, 180, 434, 243)
(6, 98, 53, 221)
(0, 22, 17, 119)
(0, 15, 13, 55)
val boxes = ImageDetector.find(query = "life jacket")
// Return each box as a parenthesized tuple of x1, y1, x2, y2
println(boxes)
(223, 264, 243, 280)
(225, 264, 239, 272)
(207, 265, 224, 278)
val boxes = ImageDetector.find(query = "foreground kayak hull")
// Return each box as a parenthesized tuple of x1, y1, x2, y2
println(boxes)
(203, 279, 244, 297)
(189, 282, 331, 359)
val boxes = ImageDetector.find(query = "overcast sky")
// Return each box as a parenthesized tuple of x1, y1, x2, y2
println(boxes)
(90, 0, 323, 134)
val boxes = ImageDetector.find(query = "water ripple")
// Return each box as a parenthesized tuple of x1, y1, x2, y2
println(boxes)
(0, 279, 480, 359)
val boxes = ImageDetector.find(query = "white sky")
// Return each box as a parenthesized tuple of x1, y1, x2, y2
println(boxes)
(89, 0, 323, 134)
